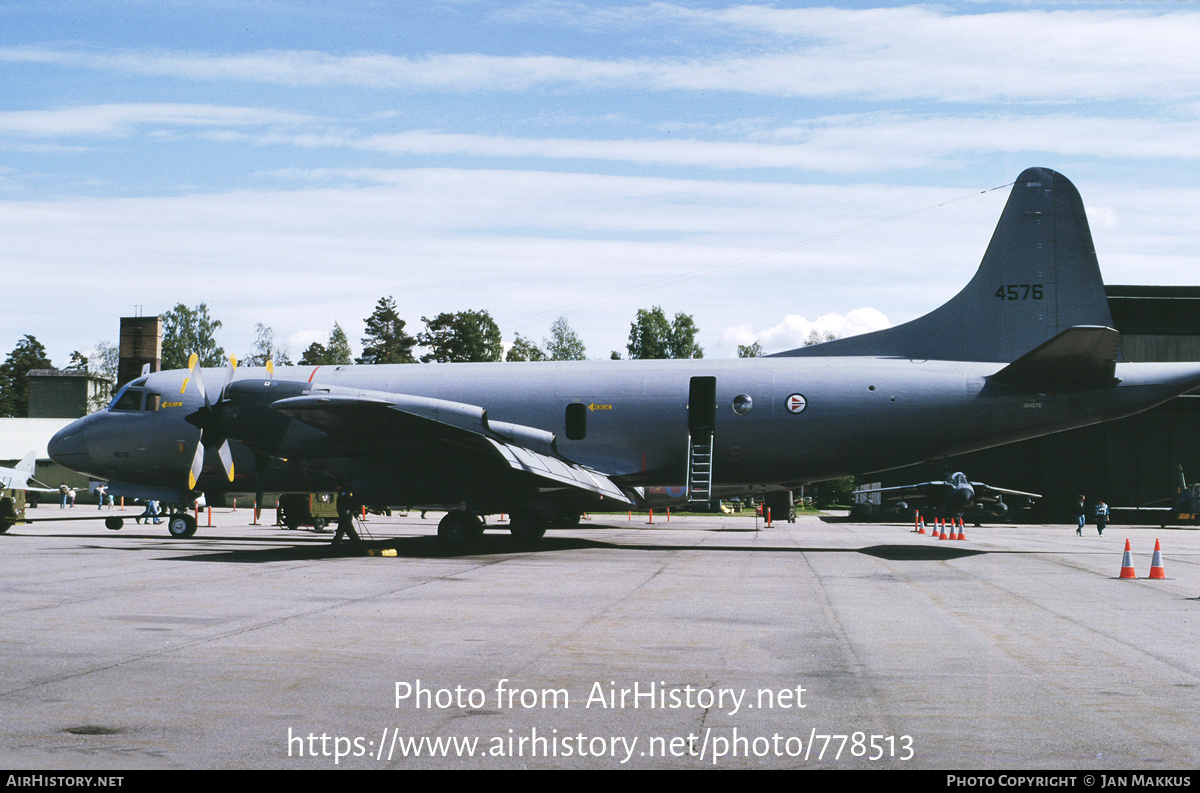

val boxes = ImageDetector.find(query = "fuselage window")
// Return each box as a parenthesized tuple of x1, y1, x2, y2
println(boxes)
(143, 392, 161, 411)
(565, 402, 587, 440)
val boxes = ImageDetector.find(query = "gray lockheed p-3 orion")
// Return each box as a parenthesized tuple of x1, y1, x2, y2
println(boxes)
(46, 168, 1200, 542)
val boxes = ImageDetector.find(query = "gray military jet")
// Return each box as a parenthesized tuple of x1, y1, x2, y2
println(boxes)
(855, 471, 1040, 523)
(0, 452, 55, 494)
(46, 168, 1200, 544)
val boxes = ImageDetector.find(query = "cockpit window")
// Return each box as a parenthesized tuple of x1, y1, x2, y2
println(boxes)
(111, 387, 143, 411)
(109, 380, 160, 412)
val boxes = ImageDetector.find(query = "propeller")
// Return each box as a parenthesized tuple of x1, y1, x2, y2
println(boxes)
(183, 353, 238, 490)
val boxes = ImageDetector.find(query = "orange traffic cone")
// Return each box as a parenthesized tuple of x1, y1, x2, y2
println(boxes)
(1119, 539, 1137, 579)
(1148, 539, 1166, 580)
(914, 511, 925, 534)
(956, 518, 967, 541)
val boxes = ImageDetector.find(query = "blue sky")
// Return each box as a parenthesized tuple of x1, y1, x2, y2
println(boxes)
(2, 0, 1199, 367)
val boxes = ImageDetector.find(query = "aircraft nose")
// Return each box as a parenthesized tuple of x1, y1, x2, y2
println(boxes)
(48, 422, 91, 469)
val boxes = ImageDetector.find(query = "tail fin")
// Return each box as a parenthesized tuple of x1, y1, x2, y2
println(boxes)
(15, 452, 36, 475)
(771, 167, 1113, 362)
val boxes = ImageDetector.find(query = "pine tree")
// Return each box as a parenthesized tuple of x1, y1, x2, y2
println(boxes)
(0, 335, 53, 417)
(327, 322, 353, 365)
(358, 297, 416, 364)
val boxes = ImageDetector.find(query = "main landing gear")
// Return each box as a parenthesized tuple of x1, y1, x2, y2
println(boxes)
(507, 513, 547, 542)
(435, 508, 582, 547)
(166, 512, 198, 538)
(437, 511, 485, 545)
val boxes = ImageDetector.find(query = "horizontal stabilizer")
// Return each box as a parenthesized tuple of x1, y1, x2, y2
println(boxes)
(991, 326, 1119, 389)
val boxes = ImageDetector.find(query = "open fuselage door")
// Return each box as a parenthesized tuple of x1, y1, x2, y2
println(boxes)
(687, 376, 716, 503)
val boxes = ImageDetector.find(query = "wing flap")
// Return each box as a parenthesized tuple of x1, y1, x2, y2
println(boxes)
(486, 438, 634, 505)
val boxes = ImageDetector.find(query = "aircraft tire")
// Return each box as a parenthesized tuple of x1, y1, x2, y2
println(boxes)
(311, 517, 327, 532)
(167, 513, 198, 538)
(105, 516, 123, 531)
(509, 514, 547, 542)
(437, 511, 484, 546)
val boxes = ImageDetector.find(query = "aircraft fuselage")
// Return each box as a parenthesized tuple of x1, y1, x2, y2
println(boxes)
(49, 356, 1200, 513)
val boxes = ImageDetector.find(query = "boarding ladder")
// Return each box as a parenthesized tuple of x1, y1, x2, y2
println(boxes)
(687, 434, 713, 503)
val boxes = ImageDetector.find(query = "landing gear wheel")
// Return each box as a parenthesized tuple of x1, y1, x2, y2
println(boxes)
(437, 511, 484, 546)
(167, 513, 198, 538)
(509, 514, 547, 542)
(105, 516, 123, 531)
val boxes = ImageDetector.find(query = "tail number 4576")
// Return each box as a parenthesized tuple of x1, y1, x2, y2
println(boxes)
(995, 284, 1044, 300)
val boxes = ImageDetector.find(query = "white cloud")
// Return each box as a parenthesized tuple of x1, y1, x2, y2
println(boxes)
(4, 7, 1200, 101)
(0, 103, 317, 138)
(720, 308, 892, 355)
(0, 168, 1002, 365)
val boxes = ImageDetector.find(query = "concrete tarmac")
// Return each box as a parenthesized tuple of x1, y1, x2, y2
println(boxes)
(1, 507, 1197, 770)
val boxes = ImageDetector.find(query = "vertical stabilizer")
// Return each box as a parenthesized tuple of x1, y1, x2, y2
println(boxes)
(15, 452, 36, 475)
(772, 168, 1113, 362)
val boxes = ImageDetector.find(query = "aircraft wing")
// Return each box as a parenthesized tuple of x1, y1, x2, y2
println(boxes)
(271, 389, 636, 506)
(0, 480, 58, 493)
(856, 480, 949, 498)
(971, 482, 1041, 500)
(858, 481, 1039, 498)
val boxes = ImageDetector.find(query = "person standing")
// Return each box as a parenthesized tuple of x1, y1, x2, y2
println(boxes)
(1095, 500, 1109, 535)
(1075, 495, 1086, 536)
(332, 487, 361, 545)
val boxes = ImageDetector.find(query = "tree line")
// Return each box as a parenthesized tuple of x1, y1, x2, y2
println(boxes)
(159, 297, 707, 370)
(0, 299, 714, 417)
